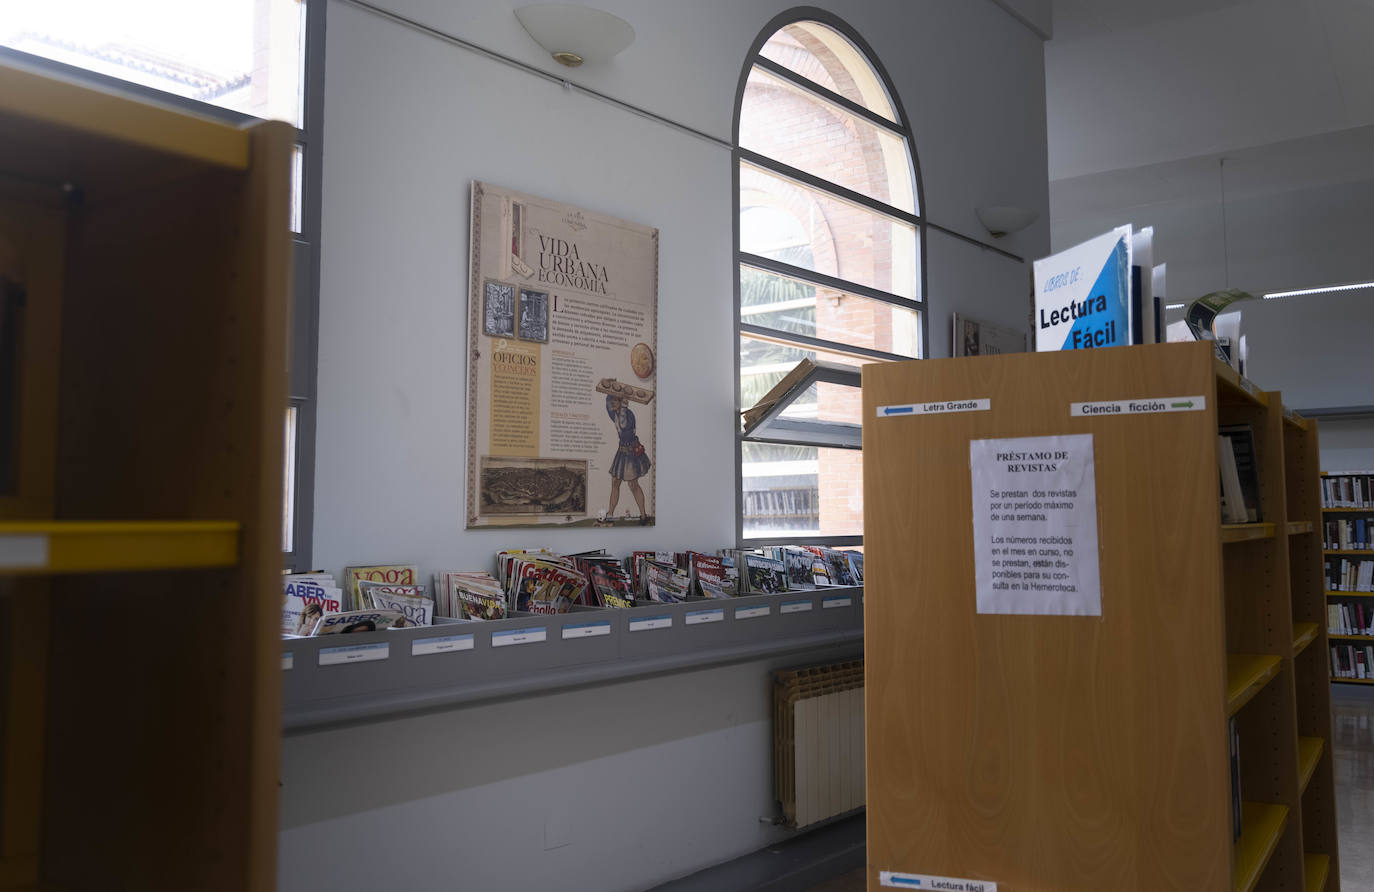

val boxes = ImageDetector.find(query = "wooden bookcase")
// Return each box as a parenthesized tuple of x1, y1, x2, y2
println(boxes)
(0, 62, 290, 890)
(861, 341, 1338, 891)
(1319, 471, 1374, 686)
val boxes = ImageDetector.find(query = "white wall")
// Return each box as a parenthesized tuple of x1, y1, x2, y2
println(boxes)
(290, 0, 1050, 888)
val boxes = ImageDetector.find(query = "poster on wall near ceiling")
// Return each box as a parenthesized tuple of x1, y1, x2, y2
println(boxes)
(466, 181, 658, 529)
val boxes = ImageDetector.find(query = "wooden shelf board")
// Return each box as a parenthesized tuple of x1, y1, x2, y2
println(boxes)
(1227, 653, 1283, 716)
(1324, 549, 1374, 555)
(1215, 358, 1269, 407)
(1327, 592, 1374, 598)
(1329, 634, 1374, 641)
(1287, 520, 1314, 535)
(1332, 677, 1374, 685)
(1292, 622, 1319, 656)
(1303, 853, 1330, 892)
(0, 521, 239, 574)
(1297, 737, 1324, 794)
(1233, 802, 1288, 892)
(1222, 523, 1277, 543)
(0, 63, 249, 170)
(1283, 408, 1310, 431)
(1322, 507, 1374, 513)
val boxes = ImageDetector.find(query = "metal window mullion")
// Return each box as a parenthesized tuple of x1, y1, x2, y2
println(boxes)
(751, 56, 905, 136)
(739, 323, 911, 364)
(738, 252, 922, 312)
(739, 150, 919, 227)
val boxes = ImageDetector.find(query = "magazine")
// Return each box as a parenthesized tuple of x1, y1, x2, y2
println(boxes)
(282, 574, 343, 636)
(312, 609, 408, 635)
(576, 556, 636, 608)
(356, 580, 428, 610)
(687, 552, 730, 599)
(641, 559, 688, 603)
(450, 575, 507, 621)
(362, 584, 434, 627)
(342, 564, 419, 611)
(782, 547, 819, 590)
(744, 553, 788, 594)
(507, 557, 587, 614)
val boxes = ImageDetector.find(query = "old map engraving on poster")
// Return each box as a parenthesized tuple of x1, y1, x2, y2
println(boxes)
(467, 181, 658, 529)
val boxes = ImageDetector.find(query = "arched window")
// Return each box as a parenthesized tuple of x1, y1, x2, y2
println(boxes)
(735, 12, 924, 544)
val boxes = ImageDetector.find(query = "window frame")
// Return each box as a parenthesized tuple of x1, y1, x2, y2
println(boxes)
(0, 0, 324, 570)
(732, 7, 927, 548)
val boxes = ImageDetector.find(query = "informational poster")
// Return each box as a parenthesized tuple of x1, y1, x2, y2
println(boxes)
(1032, 226, 1131, 351)
(969, 434, 1102, 616)
(466, 182, 658, 528)
(952, 313, 1026, 356)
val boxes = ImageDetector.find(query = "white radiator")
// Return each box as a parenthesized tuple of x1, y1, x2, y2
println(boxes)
(773, 660, 865, 829)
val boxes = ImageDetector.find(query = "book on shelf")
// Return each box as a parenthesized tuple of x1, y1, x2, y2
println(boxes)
(1328, 602, 1373, 636)
(1218, 424, 1262, 522)
(1325, 519, 1372, 551)
(342, 564, 420, 612)
(1327, 556, 1374, 591)
(1323, 472, 1374, 508)
(1218, 435, 1249, 525)
(312, 608, 409, 636)
(1331, 642, 1374, 679)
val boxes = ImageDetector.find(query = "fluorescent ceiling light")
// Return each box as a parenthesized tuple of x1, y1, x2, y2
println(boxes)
(1165, 303, 1185, 310)
(1262, 280, 1374, 300)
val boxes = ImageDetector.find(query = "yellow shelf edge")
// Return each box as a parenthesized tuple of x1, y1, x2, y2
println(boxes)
(1292, 622, 1319, 656)
(1233, 802, 1288, 892)
(1326, 591, 1374, 598)
(1329, 634, 1374, 641)
(1297, 737, 1324, 795)
(1322, 507, 1374, 513)
(1227, 653, 1282, 716)
(1325, 549, 1374, 555)
(0, 520, 240, 574)
(1215, 358, 1269, 407)
(1222, 523, 1277, 543)
(0, 63, 250, 170)
(1303, 853, 1331, 892)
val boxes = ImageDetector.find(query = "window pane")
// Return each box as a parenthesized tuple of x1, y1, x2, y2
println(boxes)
(777, 381, 862, 426)
(283, 405, 297, 553)
(2, 0, 307, 127)
(741, 65, 915, 215)
(742, 442, 862, 538)
(290, 144, 303, 234)
(740, 163, 918, 299)
(758, 21, 897, 123)
(739, 333, 872, 410)
(740, 266, 921, 358)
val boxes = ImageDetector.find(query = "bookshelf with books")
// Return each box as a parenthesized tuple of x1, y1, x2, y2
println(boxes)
(1320, 471, 1374, 684)
(862, 341, 1338, 891)
(0, 62, 290, 889)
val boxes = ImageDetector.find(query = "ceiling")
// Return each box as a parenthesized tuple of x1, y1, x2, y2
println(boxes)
(1045, 0, 1374, 182)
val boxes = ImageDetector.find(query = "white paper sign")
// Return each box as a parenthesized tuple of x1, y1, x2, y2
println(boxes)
(822, 595, 852, 609)
(686, 608, 724, 625)
(780, 599, 813, 614)
(412, 634, 474, 656)
(0, 534, 48, 568)
(629, 614, 672, 632)
(562, 621, 611, 639)
(880, 870, 997, 891)
(1069, 395, 1204, 417)
(282, 652, 294, 671)
(318, 642, 390, 666)
(735, 605, 770, 620)
(970, 434, 1101, 616)
(491, 627, 547, 647)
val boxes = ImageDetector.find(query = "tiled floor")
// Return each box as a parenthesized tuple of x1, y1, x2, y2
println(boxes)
(1333, 683, 1374, 891)
(803, 685, 1374, 892)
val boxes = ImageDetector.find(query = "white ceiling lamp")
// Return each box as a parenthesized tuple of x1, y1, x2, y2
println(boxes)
(514, 4, 635, 68)
(1262, 280, 1374, 300)
(975, 205, 1038, 238)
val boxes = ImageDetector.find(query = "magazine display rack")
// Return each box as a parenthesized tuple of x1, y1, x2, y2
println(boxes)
(861, 342, 1338, 891)
(0, 62, 290, 890)
(282, 588, 863, 731)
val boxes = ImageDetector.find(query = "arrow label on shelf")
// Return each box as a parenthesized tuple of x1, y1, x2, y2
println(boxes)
(877, 398, 990, 418)
(879, 871, 997, 891)
(1069, 395, 1206, 417)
